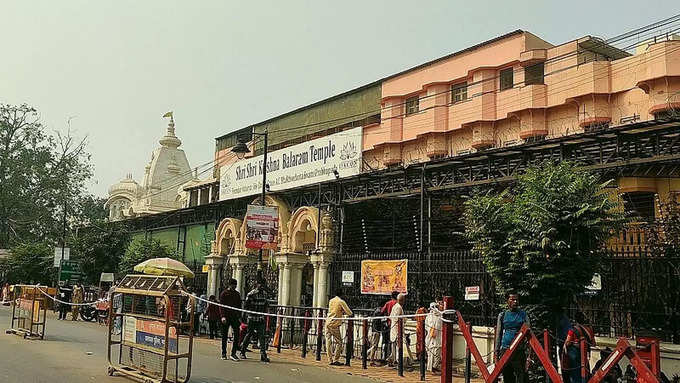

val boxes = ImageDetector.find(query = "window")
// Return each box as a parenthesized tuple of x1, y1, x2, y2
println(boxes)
(622, 192, 656, 222)
(524, 62, 544, 85)
(500, 67, 514, 90)
(405, 96, 419, 116)
(451, 82, 468, 103)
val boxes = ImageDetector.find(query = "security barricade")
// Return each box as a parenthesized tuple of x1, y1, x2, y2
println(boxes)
(106, 275, 194, 383)
(5, 284, 47, 339)
(439, 296, 661, 383)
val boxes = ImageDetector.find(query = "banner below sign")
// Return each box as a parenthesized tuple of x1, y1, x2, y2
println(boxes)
(360, 259, 408, 295)
(245, 205, 279, 250)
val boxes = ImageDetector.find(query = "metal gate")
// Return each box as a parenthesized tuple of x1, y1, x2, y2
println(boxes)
(329, 250, 498, 327)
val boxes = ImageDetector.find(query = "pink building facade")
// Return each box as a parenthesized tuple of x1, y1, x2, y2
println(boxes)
(363, 31, 680, 168)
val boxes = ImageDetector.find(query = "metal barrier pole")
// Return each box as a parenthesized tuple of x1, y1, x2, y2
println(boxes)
(302, 310, 310, 358)
(465, 322, 472, 383)
(276, 309, 282, 354)
(441, 296, 454, 383)
(420, 317, 426, 381)
(580, 339, 587, 383)
(544, 329, 550, 383)
(362, 319, 368, 369)
(345, 318, 354, 366)
(398, 318, 404, 377)
(316, 317, 323, 361)
(290, 308, 296, 349)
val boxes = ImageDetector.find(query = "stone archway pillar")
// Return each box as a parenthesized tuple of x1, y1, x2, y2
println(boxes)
(310, 252, 333, 309)
(275, 253, 307, 307)
(229, 254, 252, 296)
(205, 247, 225, 299)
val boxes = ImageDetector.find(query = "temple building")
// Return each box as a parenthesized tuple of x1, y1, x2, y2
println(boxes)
(105, 114, 193, 221)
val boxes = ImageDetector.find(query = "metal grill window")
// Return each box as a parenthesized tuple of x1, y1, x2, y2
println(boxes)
(451, 82, 468, 103)
(405, 96, 419, 116)
(524, 62, 544, 85)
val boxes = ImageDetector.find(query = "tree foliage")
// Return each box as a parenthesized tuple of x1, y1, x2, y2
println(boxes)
(463, 161, 627, 327)
(118, 237, 178, 276)
(1, 242, 54, 285)
(72, 222, 130, 285)
(0, 104, 93, 248)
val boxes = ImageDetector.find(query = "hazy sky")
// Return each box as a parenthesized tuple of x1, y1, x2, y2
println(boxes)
(1, 1, 673, 197)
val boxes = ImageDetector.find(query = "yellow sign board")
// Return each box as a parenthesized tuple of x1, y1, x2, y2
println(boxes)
(360, 259, 408, 295)
(201, 264, 209, 273)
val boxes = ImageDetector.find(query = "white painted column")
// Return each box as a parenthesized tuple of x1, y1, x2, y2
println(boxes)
(205, 254, 225, 299)
(281, 264, 291, 306)
(277, 264, 284, 305)
(311, 262, 320, 308)
(233, 264, 245, 295)
(316, 263, 329, 308)
(289, 264, 304, 307)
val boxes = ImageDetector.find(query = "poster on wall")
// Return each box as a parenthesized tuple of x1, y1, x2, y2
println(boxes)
(219, 127, 362, 201)
(245, 205, 279, 250)
(360, 259, 408, 295)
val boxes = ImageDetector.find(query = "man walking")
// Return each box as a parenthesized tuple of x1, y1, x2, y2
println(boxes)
(240, 279, 270, 363)
(219, 278, 242, 361)
(325, 289, 353, 366)
(381, 291, 399, 361)
(388, 293, 406, 366)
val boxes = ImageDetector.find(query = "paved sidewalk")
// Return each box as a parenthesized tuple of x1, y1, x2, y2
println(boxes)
(194, 336, 483, 383)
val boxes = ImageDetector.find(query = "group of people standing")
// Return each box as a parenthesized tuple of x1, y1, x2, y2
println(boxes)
(57, 283, 84, 320)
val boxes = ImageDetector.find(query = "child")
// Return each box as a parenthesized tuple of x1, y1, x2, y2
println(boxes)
(207, 295, 221, 339)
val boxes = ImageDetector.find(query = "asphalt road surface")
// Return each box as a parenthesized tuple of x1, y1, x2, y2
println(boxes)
(0, 305, 373, 383)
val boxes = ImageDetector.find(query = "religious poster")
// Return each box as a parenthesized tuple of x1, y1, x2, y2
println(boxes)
(360, 259, 408, 295)
(245, 205, 279, 250)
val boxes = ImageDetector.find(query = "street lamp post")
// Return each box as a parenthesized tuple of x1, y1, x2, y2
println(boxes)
(232, 131, 268, 282)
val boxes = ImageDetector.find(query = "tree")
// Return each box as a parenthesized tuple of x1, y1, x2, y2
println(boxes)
(71, 222, 130, 285)
(463, 161, 627, 328)
(0, 104, 93, 248)
(118, 237, 178, 276)
(1, 243, 54, 285)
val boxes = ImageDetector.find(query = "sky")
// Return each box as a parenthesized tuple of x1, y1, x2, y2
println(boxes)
(1, 0, 675, 197)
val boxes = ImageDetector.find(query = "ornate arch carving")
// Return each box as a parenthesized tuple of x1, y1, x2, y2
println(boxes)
(215, 218, 243, 256)
(287, 206, 319, 254)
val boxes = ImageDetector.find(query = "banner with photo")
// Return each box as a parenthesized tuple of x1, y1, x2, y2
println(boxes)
(245, 205, 279, 250)
(123, 316, 178, 353)
(360, 259, 408, 295)
(219, 127, 362, 201)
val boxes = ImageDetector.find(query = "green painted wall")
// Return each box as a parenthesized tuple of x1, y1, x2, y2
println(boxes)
(129, 223, 215, 270)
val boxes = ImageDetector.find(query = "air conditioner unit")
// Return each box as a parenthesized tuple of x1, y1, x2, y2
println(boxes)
(503, 139, 521, 147)
(456, 149, 471, 156)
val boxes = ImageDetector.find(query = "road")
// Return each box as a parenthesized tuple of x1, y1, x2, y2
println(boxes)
(0, 305, 374, 383)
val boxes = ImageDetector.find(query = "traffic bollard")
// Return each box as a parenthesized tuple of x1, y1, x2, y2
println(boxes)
(362, 319, 368, 369)
(316, 318, 323, 361)
(302, 309, 311, 358)
(441, 296, 454, 383)
(398, 318, 404, 377)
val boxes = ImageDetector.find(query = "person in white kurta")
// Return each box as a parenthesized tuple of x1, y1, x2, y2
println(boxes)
(388, 293, 406, 365)
(425, 302, 443, 371)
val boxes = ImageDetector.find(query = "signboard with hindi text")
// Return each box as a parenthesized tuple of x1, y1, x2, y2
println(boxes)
(219, 127, 362, 201)
(245, 205, 279, 249)
(360, 259, 408, 295)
